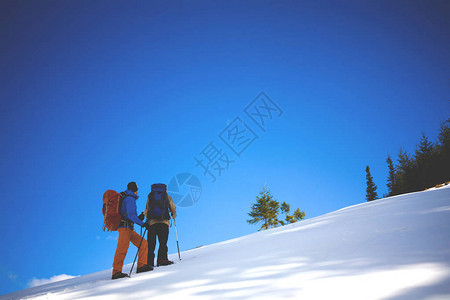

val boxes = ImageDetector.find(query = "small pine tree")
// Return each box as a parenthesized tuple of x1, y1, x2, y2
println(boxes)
(365, 165, 378, 201)
(386, 155, 396, 196)
(247, 185, 280, 230)
(279, 202, 305, 225)
(248, 186, 305, 230)
(292, 208, 306, 222)
(279, 202, 290, 226)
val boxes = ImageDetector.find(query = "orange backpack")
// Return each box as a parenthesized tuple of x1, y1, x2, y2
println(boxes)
(102, 190, 126, 231)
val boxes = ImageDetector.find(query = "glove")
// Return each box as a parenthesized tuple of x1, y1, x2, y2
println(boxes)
(138, 212, 145, 221)
(143, 222, 150, 231)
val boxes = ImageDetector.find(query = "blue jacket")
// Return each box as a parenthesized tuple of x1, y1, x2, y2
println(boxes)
(120, 189, 145, 228)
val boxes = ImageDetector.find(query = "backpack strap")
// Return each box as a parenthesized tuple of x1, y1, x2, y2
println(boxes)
(163, 192, 170, 219)
(119, 191, 128, 219)
(119, 192, 136, 228)
(147, 192, 154, 215)
(120, 192, 138, 216)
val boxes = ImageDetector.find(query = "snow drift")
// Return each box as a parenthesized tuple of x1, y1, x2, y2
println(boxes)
(2, 187, 450, 299)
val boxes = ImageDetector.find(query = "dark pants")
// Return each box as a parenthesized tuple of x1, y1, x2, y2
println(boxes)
(147, 223, 169, 266)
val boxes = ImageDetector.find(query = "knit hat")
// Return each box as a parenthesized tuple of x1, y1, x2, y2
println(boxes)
(127, 182, 138, 192)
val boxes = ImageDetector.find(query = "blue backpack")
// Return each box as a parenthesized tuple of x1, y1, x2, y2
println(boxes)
(146, 183, 171, 220)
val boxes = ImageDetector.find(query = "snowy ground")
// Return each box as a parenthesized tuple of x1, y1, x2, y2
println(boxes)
(2, 186, 450, 300)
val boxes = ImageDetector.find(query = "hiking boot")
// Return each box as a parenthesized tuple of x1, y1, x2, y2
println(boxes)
(137, 264, 154, 273)
(112, 272, 128, 280)
(157, 260, 174, 267)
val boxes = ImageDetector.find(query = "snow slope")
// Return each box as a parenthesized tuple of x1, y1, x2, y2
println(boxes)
(3, 187, 450, 300)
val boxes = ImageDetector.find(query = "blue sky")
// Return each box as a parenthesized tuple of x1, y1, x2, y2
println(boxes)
(0, 0, 448, 295)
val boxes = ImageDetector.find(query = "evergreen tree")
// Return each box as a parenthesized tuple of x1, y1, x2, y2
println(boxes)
(279, 202, 305, 225)
(279, 202, 291, 226)
(436, 119, 450, 184)
(292, 208, 306, 222)
(247, 185, 280, 230)
(386, 155, 396, 196)
(381, 120, 449, 197)
(416, 133, 434, 156)
(415, 134, 435, 190)
(365, 165, 378, 201)
(248, 186, 305, 230)
(396, 149, 413, 194)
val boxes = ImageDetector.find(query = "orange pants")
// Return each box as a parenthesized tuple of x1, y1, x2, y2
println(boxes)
(112, 228, 148, 275)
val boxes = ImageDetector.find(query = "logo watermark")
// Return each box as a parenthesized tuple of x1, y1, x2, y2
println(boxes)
(168, 173, 202, 207)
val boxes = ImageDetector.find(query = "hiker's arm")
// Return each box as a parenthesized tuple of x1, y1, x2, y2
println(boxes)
(144, 198, 149, 218)
(168, 195, 177, 219)
(125, 198, 144, 226)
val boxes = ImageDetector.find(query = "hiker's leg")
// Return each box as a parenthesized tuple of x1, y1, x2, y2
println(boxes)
(130, 230, 148, 269)
(112, 228, 131, 274)
(147, 224, 157, 266)
(156, 223, 169, 261)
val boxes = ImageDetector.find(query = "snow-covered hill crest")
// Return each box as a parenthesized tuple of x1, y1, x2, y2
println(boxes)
(3, 187, 450, 300)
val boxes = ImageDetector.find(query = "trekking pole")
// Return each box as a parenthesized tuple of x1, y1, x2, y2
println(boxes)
(173, 218, 181, 260)
(129, 227, 147, 277)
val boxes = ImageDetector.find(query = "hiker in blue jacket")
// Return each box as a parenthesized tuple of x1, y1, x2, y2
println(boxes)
(112, 182, 152, 280)
(120, 187, 146, 230)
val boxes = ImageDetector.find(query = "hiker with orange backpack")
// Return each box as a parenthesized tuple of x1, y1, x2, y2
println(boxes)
(111, 182, 153, 279)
